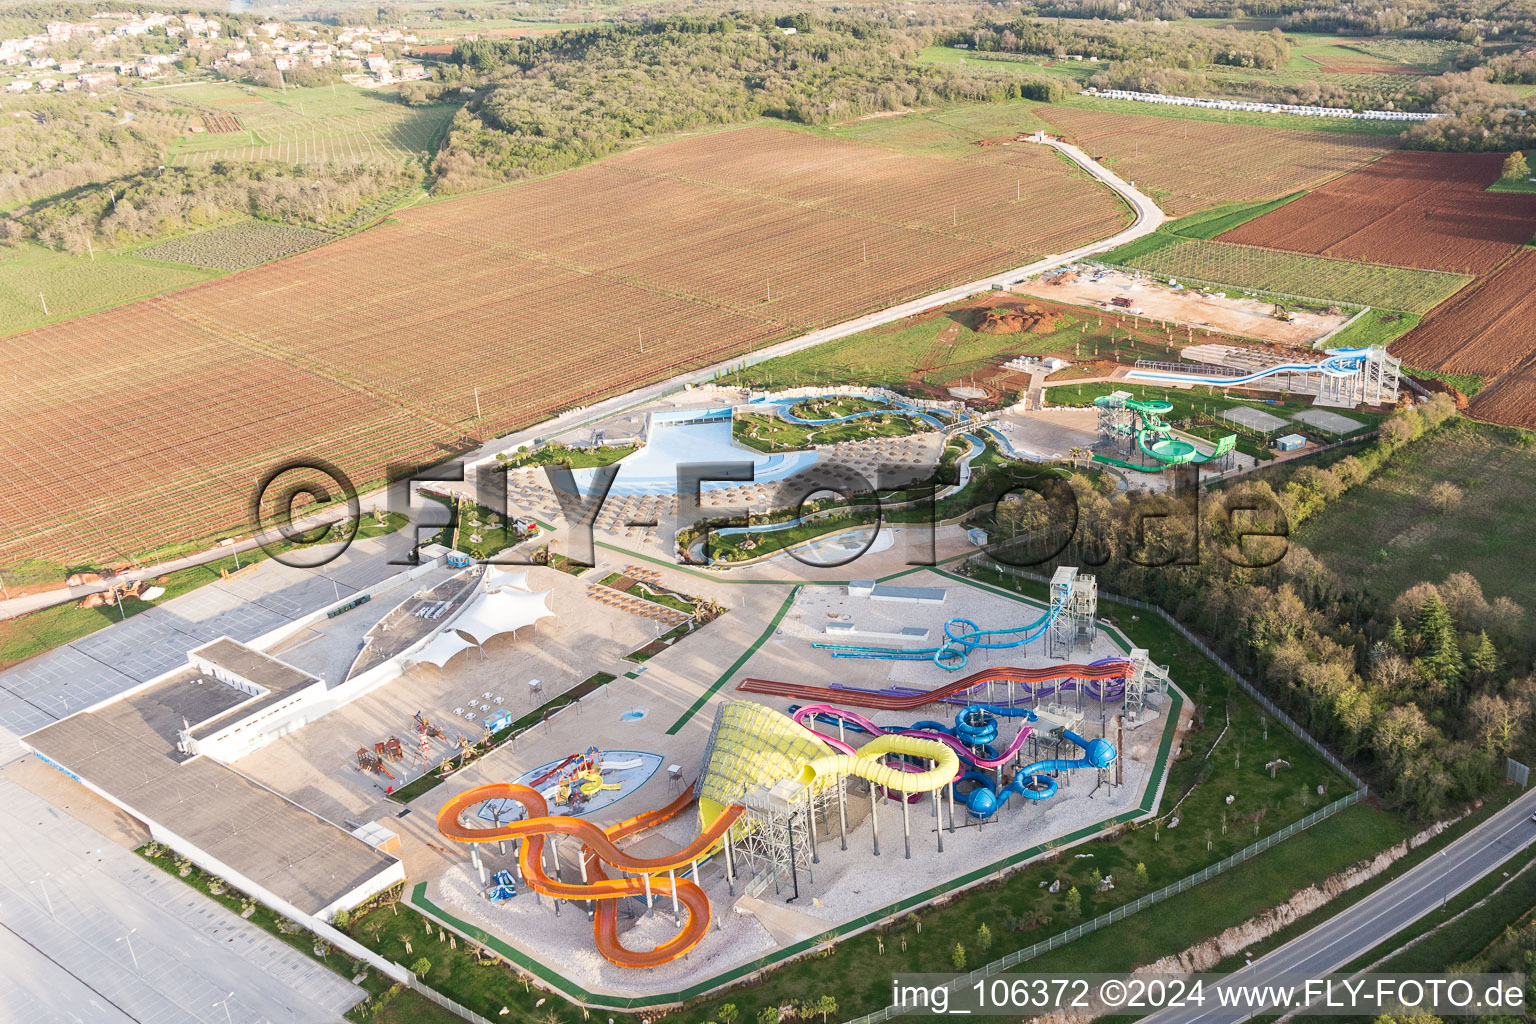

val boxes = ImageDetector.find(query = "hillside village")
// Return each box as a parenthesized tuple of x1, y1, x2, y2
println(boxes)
(2, 10, 429, 94)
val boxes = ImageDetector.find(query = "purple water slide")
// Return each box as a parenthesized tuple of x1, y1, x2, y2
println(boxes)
(828, 657, 1131, 707)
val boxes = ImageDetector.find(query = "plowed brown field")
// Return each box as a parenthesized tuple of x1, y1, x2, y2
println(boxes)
(1033, 105, 1399, 214)
(1, 124, 1129, 569)
(1219, 151, 1536, 274)
(1388, 249, 1536, 429)
(1469, 368, 1536, 429)
(1391, 250, 1536, 376)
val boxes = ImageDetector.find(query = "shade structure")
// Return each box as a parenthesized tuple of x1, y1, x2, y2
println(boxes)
(454, 589, 556, 646)
(484, 567, 531, 593)
(410, 629, 479, 668)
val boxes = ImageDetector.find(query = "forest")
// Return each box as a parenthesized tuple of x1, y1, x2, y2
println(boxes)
(957, 17, 1295, 69)
(428, 13, 1069, 191)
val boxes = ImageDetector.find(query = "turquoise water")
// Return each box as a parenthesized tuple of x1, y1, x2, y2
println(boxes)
(479, 750, 665, 819)
(570, 407, 818, 497)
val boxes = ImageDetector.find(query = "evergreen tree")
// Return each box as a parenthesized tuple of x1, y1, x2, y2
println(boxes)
(1385, 617, 1408, 653)
(1414, 595, 1463, 687)
(1064, 886, 1083, 919)
(1469, 631, 1501, 680)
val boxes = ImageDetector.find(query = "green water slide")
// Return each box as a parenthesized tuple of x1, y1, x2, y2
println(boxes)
(1091, 394, 1236, 471)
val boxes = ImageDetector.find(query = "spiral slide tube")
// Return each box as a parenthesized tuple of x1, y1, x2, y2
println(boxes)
(791, 703, 1037, 771)
(436, 783, 744, 968)
(952, 729, 1118, 818)
(795, 732, 960, 794)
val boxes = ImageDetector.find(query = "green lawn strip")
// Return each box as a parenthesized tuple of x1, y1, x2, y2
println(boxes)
(1404, 367, 1489, 396)
(0, 512, 409, 669)
(733, 409, 923, 453)
(348, 984, 467, 1024)
(137, 845, 392, 1002)
(1019, 802, 1401, 976)
(1487, 177, 1536, 194)
(1325, 309, 1421, 349)
(1076, 230, 1184, 266)
(664, 587, 798, 734)
(501, 443, 638, 470)
(595, 572, 699, 616)
(387, 671, 619, 803)
(1163, 192, 1308, 239)
(1204, 795, 1511, 974)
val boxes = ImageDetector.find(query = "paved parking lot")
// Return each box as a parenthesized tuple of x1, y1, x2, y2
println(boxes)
(0, 779, 363, 1024)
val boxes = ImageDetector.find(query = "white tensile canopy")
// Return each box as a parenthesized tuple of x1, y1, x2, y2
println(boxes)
(483, 566, 531, 593)
(410, 629, 479, 668)
(453, 589, 556, 646)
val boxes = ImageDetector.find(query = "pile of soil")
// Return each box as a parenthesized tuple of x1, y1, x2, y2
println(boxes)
(977, 303, 1064, 335)
(1412, 375, 1471, 410)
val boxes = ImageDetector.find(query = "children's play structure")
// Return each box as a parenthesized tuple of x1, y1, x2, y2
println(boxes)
(1092, 392, 1237, 472)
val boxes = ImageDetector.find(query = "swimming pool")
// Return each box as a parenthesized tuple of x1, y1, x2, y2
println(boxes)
(569, 407, 819, 497)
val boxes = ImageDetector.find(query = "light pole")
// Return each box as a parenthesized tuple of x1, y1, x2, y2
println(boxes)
(1440, 849, 1449, 909)
(29, 874, 53, 919)
(214, 992, 234, 1024)
(116, 928, 139, 971)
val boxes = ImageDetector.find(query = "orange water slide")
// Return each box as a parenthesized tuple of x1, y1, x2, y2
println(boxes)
(737, 662, 1131, 711)
(436, 783, 744, 968)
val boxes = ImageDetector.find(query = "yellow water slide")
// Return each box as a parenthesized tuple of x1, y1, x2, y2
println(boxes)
(797, 733, 960, 792)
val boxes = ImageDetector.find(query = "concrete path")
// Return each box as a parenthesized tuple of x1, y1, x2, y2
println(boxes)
(0, 779, 363, 1024)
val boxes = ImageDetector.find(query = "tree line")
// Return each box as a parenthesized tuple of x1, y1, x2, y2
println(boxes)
(8, 160, 421, 252)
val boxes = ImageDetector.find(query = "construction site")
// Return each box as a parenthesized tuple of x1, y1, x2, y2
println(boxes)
(1033, 265, 1351, 346)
